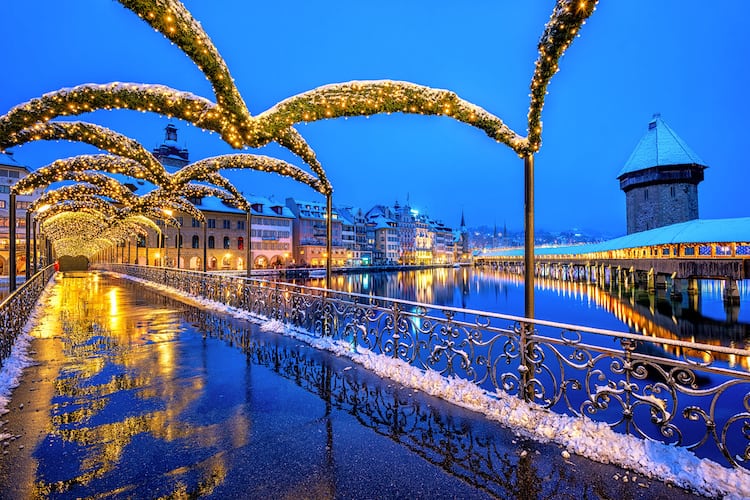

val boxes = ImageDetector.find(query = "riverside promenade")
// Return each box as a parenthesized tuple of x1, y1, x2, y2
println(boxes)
(0, 271, 703, 499)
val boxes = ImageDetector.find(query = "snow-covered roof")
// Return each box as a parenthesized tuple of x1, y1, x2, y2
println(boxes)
(617, 115, 707, 178)
(483, 217, 750, 257)
(0, 151, 28, 171)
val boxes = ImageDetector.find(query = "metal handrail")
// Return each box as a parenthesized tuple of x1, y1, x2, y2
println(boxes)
(101, 263, 750, 471)
(0, 264, 56, 365)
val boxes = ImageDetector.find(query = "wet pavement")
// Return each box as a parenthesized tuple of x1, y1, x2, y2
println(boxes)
(0, 272, 706, 499)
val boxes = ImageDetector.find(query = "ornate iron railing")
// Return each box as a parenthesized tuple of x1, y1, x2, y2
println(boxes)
(104, 264, 750, 471)
(0, 265, 56, 365)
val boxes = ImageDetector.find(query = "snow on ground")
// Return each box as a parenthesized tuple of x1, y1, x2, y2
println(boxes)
(0, 275, 58, 441)
(7, 271, 750, 499)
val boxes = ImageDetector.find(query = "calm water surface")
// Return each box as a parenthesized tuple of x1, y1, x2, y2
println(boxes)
(304, 267, 750, 369)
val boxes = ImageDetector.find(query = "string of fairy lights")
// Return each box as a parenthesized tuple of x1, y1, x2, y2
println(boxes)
(0, 0, 597, 260)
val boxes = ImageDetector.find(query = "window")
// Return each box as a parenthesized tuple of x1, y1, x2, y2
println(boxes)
(16, 201, 31, 209)
(207, 219, 216, 229)
(238, 237, 244, 250)
(0, 186, 9, 193)
(223, 219, 231, 229)
(237, 220, 245, 230)
(223, 236, 230, 249)
(208, 236, 215, 249)
(192, 218, 201, 228)
(192, 235, 200, 248)
(670, 186, 676, 198)
(175, 234, 183, 248)
(0, 201, 5, 209)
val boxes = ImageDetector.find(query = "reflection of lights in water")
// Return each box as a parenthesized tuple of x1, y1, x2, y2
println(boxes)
(475, 268, 750, 371)
(29, 273, 241, 497)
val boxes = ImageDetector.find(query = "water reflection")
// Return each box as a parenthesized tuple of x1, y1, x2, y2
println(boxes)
(305, 267, 750, 370)
(24, 272, 693, 498)
(32, 272, 239, 498)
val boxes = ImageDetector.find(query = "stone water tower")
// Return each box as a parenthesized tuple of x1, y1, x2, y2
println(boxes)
(617, 114, 707, 234)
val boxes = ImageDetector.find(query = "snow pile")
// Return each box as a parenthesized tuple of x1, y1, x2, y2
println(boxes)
(0, 276, 58, 439)
(109, 272, 750, 499)
(259, 319, 286, 334)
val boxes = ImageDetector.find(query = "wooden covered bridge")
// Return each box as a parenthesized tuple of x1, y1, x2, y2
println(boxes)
(475, 217, 750, 305)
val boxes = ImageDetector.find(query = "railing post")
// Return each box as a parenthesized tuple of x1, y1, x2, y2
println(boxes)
(391, 302, 401, 359)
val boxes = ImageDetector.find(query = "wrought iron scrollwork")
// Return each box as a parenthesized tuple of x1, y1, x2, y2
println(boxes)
(104, 263, 750, 472)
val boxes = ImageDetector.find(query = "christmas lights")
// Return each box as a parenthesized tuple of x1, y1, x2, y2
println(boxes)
(0, 0, 598, 259)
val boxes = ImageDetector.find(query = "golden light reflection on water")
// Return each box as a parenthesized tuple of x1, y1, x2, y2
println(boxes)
(30, 272, 248, 497)
(483, 269, 750, 371)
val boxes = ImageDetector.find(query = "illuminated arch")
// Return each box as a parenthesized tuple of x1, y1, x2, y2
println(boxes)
(255, 81, 526, 154)
(13, 154, 154, 195)
(3, 121, 170, 185)
(175, 154, 328, 195)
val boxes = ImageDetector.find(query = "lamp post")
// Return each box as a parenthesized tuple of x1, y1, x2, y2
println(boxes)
(25, 210, 30, 280)
(325, 193, 332, 286)
(202, 221, 207, 273)
(246, 210, 252, 278)
(524, 154, 535, 320)
(33, 218, 37, 273)
(176, 225, 181, 269)
(9, 194, 16, 291)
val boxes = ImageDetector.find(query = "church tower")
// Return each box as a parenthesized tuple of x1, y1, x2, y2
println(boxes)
(152, 123, 189, 170)
(617, 114, 707, 234)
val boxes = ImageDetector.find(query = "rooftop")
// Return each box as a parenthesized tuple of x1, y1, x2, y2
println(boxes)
(617, 115, 707, 179)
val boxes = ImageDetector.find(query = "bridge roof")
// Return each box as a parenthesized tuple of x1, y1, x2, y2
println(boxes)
(617, 115, 707, 178)
(481, 217, 750, 257)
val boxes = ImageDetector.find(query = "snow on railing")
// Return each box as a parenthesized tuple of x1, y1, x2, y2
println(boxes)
(103, 263, 750, 473)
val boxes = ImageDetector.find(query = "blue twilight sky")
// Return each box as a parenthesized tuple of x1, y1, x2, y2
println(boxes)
(1, 1, 748, 236)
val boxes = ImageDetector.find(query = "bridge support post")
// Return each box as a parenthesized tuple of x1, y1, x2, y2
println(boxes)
(723, 278, 740, 305)
(670, 274, 683, 300)
(647, 269, 655, 293)
(655, 273, 667, 290)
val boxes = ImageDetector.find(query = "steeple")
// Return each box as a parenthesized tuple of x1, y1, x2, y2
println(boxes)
(152, 122, 189, 170)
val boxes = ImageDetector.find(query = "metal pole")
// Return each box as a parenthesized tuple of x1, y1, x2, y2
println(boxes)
(202, 221, 207, 273)
(161, 229, 166, 267)
(524, 154, 535, 319)
(9, 194, 16, 291)
(33, 219, 37, 273)
(326, 193, 333, 286)
(145, 237, 149, 266)
(25, 210, 30, 280)
(176, 226, 181, 269)
(246, 211, 251, 278)
(127, 238, 131, 264)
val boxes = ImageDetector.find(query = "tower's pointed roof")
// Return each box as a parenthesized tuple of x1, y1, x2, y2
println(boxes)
(617, 114, 707, 178)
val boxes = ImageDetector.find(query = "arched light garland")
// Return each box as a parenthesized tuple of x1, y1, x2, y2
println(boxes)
(30, 184, 137, 212)
(174, 154, 327, 195)
(36, 199, 120, 224)
(3, 121, 170, 185)
(40, 212, 110, 242)
(13, 154, 154, 195)
(2, 0, 599, 262)
(256, 81, 527, 154)
(172, 184, 251, 211)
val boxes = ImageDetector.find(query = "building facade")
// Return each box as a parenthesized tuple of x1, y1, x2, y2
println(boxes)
(0, 152, 40, 275)
(285, 198, 347, 267)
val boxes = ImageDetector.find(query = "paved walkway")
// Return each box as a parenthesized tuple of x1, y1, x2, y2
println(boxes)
(0, 272, 705, 498)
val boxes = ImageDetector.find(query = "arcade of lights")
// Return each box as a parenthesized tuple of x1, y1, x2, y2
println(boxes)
(0, 0, 596, 261)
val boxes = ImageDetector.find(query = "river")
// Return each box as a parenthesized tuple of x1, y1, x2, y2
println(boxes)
(300, 266, 750, 368)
